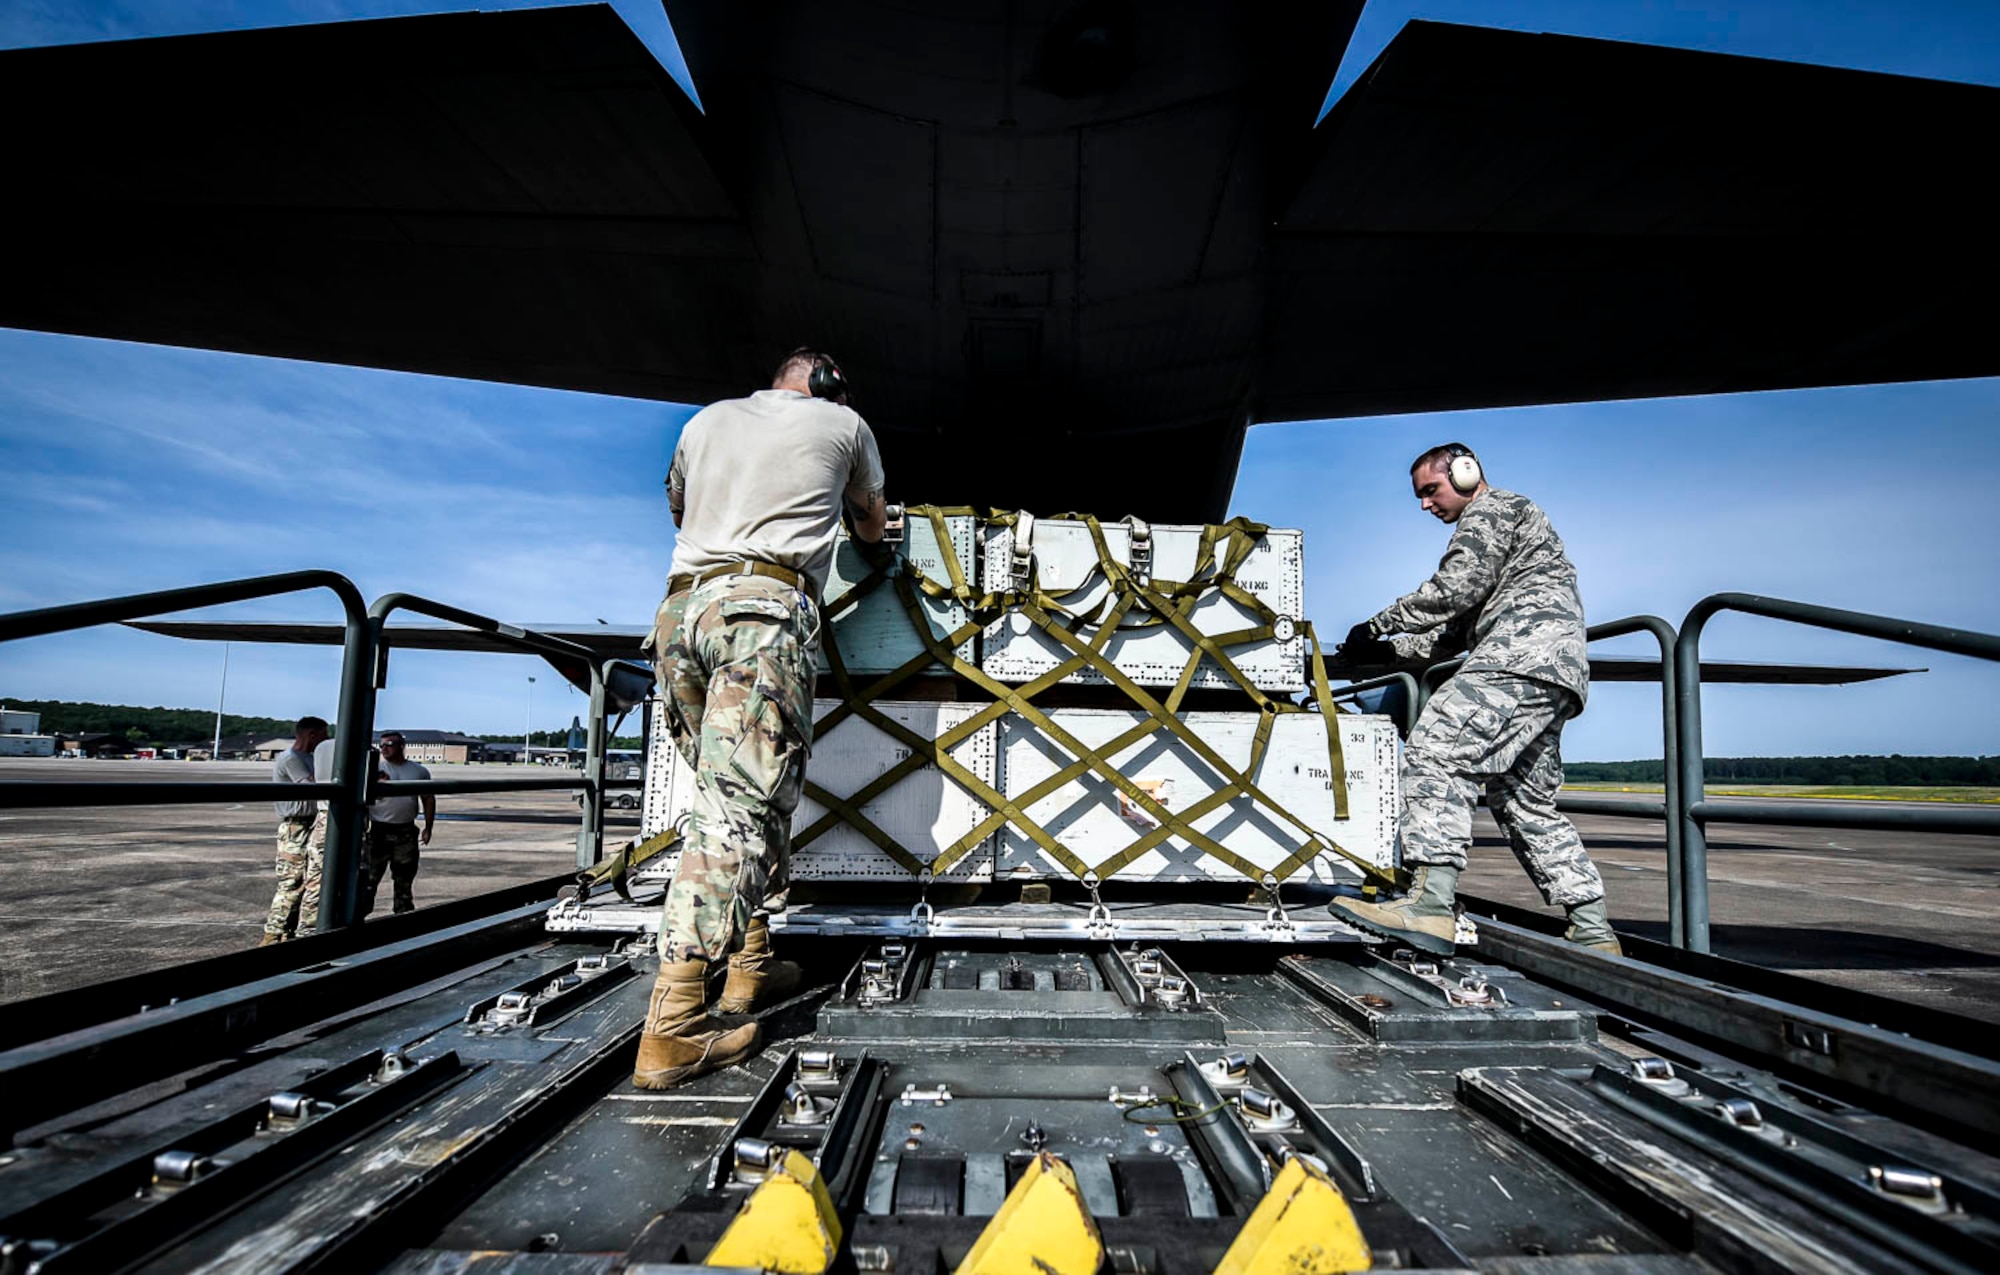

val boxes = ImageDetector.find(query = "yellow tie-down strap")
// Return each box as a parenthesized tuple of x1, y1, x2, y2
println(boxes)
(578, 825, 681, 904)
(791, 507, 1401, 894)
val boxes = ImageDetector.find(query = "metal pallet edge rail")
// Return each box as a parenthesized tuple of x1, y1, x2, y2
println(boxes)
(0, 572, 653, 937)
(1461, 890, 2000, 1061)
(0, 1047, 465, 1275)
(1470, 912, 2000, 1144)
(0, 872, 579, 1051)
(0, 900, 551, 1142)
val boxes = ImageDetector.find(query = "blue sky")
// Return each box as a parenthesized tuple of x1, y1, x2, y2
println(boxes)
(3, 1, 1998, 759)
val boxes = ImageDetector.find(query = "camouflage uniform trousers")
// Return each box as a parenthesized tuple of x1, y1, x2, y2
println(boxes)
(360, 820, 422, 917)
(263, 808, 325, 939)
(650, 574, 817, 964)
(1399, 670, 1606, 907)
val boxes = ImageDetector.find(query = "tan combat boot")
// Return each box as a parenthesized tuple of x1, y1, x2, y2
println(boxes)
(713, 916, 803, 1014)
(257, 932, 285, 948)
(1327, 864, 1461, 956)
(632, 958, 763, 1091)
(1564, 898, 1623, 955)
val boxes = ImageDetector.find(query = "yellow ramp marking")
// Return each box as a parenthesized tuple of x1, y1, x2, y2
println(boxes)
(704, 1148, 843, 1274)
(1214, 1157, 1371, 1275)
(955, 1151, 1105, 1275)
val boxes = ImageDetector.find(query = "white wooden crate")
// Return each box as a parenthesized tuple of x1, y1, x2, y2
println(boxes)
(993, 709, 1398, 884)
(819, 515, 977, 676)
(640, 698, 998, 881)
(979, 520, 1306, 692)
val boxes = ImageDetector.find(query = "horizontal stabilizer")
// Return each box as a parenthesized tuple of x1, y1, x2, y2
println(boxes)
(127, 620, 654, 710)
(130, 621, 1918, 687)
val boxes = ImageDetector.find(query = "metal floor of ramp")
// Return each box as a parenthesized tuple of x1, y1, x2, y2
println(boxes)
(5, 896, 1998, 1274)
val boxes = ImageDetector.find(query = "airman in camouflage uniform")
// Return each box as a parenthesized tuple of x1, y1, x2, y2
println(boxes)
(650, 575, 814, 964)
(1330, 445, 1618, 956)
(634, 347, 887, 1090)
(260, 716, 328, 945)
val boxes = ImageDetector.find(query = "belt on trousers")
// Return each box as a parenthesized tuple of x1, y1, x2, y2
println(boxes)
(667, 561, 806, 598)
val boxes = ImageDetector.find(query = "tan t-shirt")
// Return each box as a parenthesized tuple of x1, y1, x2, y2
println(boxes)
(667, 389, 885, 596)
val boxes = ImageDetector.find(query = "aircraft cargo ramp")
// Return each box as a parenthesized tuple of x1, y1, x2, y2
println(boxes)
(2, 883, 1999, 1273)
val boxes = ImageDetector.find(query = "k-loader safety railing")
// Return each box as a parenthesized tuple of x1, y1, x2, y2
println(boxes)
(1402, 597, 2000, 954)
(1673, 593, 2000, 954)
(0, 571, 648, 933)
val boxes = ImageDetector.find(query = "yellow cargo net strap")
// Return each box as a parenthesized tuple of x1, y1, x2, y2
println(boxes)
(793, 506, 1398, 893)
(807, 581, 1303, 888)
(578, 824, 682, 904)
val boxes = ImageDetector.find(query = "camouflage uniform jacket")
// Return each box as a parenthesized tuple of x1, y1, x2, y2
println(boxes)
(1367, 489, 1589, 706)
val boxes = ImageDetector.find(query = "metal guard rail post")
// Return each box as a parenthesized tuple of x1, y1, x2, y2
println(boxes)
(0, 576, 639, 935)
(364, 593, 637, 920)
(1676, 593, 2000, 955)
(0, 572, 375, 938)
(1420, 616, 1687, 946)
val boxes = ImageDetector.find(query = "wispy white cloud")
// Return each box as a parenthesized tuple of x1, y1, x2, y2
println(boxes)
(1, 327, 689, 735)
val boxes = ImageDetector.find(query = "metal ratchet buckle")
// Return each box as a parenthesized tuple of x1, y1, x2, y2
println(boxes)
(1010, 511, 1037, 593)
(1123, 516, 1153, 589)
(908, 867, 934, 929)
(1261, 874, 1295, 934)
(1084, 871, 1113, 936)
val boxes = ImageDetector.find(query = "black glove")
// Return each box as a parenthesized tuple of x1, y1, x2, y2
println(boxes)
(1335, 621, 1396, 667)
(855, 534, 898, 570)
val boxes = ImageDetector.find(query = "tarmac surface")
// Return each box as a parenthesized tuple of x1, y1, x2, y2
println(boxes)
(3, 758, 1998, 1024)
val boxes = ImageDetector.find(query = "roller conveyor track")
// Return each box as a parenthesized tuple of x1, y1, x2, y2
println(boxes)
(3, 894, 1999, 1275)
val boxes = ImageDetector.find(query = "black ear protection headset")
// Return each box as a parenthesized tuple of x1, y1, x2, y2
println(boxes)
(785, 347, 850, 405)
(1441, 443, 1484, 495)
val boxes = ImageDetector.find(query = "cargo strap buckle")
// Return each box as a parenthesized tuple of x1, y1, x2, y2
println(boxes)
(1008, 510, 1038, 593)
(1260, 875, 1295, 936)
(1083, 872, 1113, 937)
(1123, 515, 1153, 589)
(908, 868, 934, 930)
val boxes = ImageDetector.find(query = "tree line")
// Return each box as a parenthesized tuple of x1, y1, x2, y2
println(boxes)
(3, 698, 296, 744)
(26, 697, 1981, 783)
(1566, 755, 2000, 786)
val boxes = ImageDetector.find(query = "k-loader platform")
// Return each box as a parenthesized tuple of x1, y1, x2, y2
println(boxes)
(3, 878, 1998, 1275)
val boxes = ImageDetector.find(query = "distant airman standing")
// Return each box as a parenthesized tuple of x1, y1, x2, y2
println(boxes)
(360, 730, 435, 916)
(260, 715, 328, 945)
(1330, 445, 1617, 955)
(634, 348, 888, 1089)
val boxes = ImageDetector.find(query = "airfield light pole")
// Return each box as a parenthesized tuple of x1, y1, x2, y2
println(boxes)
(525, 675, 536, 766)
(211, 641, 231, 761)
